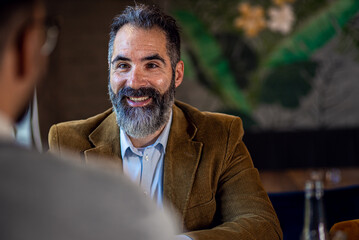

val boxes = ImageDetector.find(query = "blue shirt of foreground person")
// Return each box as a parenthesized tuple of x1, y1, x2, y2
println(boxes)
(0, 0, 176, 239)
(48, 4, 283, 240)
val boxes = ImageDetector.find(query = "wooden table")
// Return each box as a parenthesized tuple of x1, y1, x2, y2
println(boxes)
(259, 168, 359, 193)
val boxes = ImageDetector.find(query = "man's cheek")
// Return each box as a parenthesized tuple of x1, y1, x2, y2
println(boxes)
(110, 75, 125, 94)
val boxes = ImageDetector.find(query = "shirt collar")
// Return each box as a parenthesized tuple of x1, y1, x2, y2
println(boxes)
(120, 110, 173, 158)
(0, 111, 15, 141)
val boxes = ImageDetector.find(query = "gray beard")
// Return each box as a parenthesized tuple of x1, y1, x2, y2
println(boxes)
(108, 80, 175, 139)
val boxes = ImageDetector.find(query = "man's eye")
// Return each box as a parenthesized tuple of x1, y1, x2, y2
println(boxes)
(147, 63, 158, 69)
(117, 63, 130, 69)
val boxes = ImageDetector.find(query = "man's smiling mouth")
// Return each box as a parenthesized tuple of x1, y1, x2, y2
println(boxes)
(128, 96, 149, 102)
(126, 96, 152, 107)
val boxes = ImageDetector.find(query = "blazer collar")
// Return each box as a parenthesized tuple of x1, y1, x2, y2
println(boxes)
(84, 111, 123, 168)
(164, 103, 203, 224)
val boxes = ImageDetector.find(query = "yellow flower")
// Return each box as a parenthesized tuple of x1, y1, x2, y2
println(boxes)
(234, 3, 266, 38)
(272, 0, 295, 6)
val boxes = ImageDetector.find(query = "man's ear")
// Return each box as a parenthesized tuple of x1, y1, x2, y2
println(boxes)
(15, 24, 37, 81)
(174, 60, 184, 88)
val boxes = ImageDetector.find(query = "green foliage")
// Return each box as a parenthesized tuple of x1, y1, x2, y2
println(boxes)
(216, 33, 258, 89)
(171, 0, 359, 125)
(174, 10, 252, 114)
(248, 0, 359, 108)
(264, 0, 359, 67)
(260, 61, 318, 108)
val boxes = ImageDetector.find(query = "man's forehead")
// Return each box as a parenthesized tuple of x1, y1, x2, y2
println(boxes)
(117, 24, 139, 36)
(114, 24, 167, 46)
(113, 24, 168, 59)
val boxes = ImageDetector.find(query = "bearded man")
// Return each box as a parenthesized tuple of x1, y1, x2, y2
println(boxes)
(49, 4, 282, 240)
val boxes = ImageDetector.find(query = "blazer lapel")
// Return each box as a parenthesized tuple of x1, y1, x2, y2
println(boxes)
(84, 112, 123, 169)
(164, 104, 203, 226)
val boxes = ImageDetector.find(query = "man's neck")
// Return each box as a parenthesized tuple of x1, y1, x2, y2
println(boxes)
(129, 124, 166, 148)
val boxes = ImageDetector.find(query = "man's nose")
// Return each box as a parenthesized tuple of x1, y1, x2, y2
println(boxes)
(127, 67, 147, 89)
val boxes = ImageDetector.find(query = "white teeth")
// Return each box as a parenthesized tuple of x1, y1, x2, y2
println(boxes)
(129, 96, 149, 102)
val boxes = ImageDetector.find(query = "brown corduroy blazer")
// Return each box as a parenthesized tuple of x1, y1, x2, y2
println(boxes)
(48, 100, 282, 240)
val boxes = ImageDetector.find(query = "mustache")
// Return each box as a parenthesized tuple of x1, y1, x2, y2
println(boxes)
(110, 86, 164, 108)
(117, 87, 160, 99)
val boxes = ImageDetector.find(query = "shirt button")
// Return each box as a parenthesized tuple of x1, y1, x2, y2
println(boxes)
(145, 155, 149, 161)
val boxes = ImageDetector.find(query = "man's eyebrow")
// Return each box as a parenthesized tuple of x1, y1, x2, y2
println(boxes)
(111, 55, 131, 65)
(142, 54, 166, 65)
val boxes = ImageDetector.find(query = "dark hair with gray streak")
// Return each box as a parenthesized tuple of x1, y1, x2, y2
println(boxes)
(108, 4, 181, 71)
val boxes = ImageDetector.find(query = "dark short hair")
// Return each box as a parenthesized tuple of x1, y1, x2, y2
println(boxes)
(108, 4, 181, 71)
(0, 0, 37, 58)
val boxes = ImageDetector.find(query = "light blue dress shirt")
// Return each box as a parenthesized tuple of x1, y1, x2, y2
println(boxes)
(120, 111, 173, 208)
(120, 112, 192, 240)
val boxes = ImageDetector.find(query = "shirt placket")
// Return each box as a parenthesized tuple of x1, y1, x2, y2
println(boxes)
(141, 146, 160, 198)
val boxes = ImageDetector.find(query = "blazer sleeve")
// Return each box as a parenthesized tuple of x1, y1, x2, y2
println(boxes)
(184, 118, 283, 240)
(48, 124, 61, 154)
(48, 123, 90, 159)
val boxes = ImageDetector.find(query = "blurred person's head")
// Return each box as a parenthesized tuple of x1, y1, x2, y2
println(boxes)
(0, 0, 48, 123)
(107, 4, 184, 141)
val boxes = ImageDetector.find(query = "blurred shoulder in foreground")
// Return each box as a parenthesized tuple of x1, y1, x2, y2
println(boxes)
(0, 141, 176, 240)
